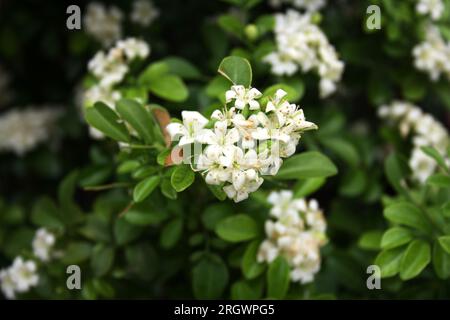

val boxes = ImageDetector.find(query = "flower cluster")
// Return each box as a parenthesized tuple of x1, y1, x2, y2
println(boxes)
(0, 107, 60, 156)
(269, 0, 326, 12)
(0, 228, 56, 299)
(84, 38, 150, 139)
(264, 10, 344, 98)
(257, 190, 327, 284)
(413, 25, 450, 82)
(32, 228, 56, 262)
(84, 2, 123, 47)
(130, 0, 159, 27)
(379, 101, 450, 183)
(167, 87, 317, 202)
(416, 0, 445, 21)
(0, 257, 39, 299)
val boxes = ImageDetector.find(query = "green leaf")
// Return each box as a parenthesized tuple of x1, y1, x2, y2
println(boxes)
(31, 197, 64, 229)
(171, 165, 195, 192)
(115, 99, 155, 144)
(218, 56, 252, 87)
(85, 102, 130, 142)
(149, 74, 188, 102)
(384, 152, 410, 194)
(160, 218, 183, 249)
(383, 202, 432, 234)
(117, 160, 141, 174)
(402, 74, 426, 101)
(242, 241, 265, 279)
(160, 178, 177, 200)
(91, 244, 115, 277)
(192, 254, 229, 299)
(267, 256, 290, 299)
(438, 236, 450, 254)
(400, 240, 431, 280)
(207, 184, 227, 201)
(442, 202, 450, 218)
(357, 230, 382, 250)
(61, 242, 92, 264)
(433, 240, 450, 279)
(421, 146, 448, 171)
(114, 219, 143, 246)
(125, 243, 158, 281)
(374, 247, 405, 278)
(381, 227, 414, 250)
(162, 56, 202, 79)
(215, 214, 259, 242)
(320, 137, 360, 167)
(294, 177, 326, 198)
(205, 76, 229, 103)
(138, 61, 170, 87)
(276, 151, 338, 180)
(218, 14, 245, 40)
(202, 203, 232, 231)
(427, 174, 450, 188)
(231, 279, 263, 300)
(124, 204, 168, 226)
(133, 176, 161, 202)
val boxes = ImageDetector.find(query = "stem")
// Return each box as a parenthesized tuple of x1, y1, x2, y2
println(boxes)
(118, 201, 134, 218)
(84, 182, 131, 191)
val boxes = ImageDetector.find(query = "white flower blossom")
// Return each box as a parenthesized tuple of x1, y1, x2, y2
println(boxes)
(225, 85, 262, 110)
(0, 107, 60, 155)
(166, 88, 317, 202)
(116, 38, 150, 61)
(84, 3, 123, 47)
(84, 38, 150, 140)
(0, 257, 39, 299)
(0, 269, 16, 299)
(379, 101, 449, 183)
(416, 0, 445, 21)
(413, 25, 450, 82)
(269, 0, 326, 12)
(258, 190, 327, 284)
(264, 10, 344, 98)
(167, 111, 209, 146)
(32, 228, 56, 262)
(130, 0, 159, 27)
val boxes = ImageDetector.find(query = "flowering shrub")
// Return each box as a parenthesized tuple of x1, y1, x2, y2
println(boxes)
(0, 0, 450, 300)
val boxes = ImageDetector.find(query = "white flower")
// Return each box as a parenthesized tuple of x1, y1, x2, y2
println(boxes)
(264, 10, 344, 98)
(130, 0, 159, 27)
(416, 0, 444, 21)
(32, 228, 56, 262)
(263, 52, 298, 76)
(167, 85, 317, 202)
(8, 257, 39, 294)
(0, 107, 60, 155)
(413, 25, 450, 82)
(116, 38, 150, 60)
(269, 0, 326, 12)
(226, 85, 262, 110)
(379, 101, 449, 183)
(166, 111, 209, 146)
(84, 3, 123, 47)
(88, 50, 128, 88)
(258, 190, 327, 283)
(83, 85, 121, 109)
(0, 269, 16, 299)
(197, 120, 240, 153)
(252, 112, 291, 143)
